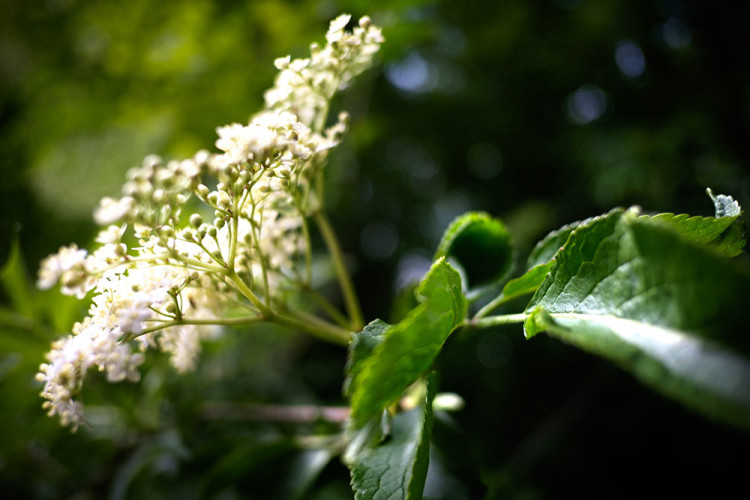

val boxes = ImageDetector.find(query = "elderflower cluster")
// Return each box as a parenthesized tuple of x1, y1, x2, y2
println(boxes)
(36, 15, 382, 430)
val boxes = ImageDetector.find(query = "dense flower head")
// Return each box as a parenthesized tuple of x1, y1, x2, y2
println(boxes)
(36, 14, 382, 429)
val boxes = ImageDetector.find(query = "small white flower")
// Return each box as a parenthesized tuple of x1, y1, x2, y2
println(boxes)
(94, 196, 134, 225)
(37, 245, 88, 290)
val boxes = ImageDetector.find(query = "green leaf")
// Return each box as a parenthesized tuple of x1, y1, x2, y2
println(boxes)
(1, 236, 35, 317)
(348, 258, 466, 429)
(635, 189, 745, 257)
(434, 212, 512, 288)
(525, 219, 582, 269)
(500, 261, 554, 301)
(344, 319, 390, 398)
(524, 208, 750, 429)
(350, 377, 436, 500)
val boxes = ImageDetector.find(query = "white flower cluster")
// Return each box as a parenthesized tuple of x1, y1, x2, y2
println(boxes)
(36, 14, 382, 430)
(266, 14, 384, 126)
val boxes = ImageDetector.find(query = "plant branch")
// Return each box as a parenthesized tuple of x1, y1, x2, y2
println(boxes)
(273, 309, 352, 346)
(201, 401, 350, 424)
(313, 211, 364, 331)
(469, 313, 528, 329)
(130, 313, 264, 339)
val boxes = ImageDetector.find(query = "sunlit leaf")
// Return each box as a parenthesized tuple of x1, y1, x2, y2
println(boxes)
(636, 189, 745, 257)
(524, 208, 750, 429)
(348, 258, 466, 429)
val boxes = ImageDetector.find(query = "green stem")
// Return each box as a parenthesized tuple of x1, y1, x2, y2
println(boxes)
(132, 314, 264, 339)
(300, 211, 314, 285)
(470, 313, 528, 329)
(227, 210, 240, 271)
(171, 254, 227, 274)
(302, 286, 352, 329)
(226, 269, 270, 316)
(475, 293, 512, 319)
(313, 211, 364, 331)
(273, 310, 352, 346)
(474, 285, 541, 319)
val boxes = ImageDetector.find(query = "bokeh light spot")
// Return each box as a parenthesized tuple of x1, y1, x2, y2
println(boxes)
(615, 40, 646, 78)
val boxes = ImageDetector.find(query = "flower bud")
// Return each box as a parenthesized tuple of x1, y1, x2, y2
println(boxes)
(190, 213, 203, 228)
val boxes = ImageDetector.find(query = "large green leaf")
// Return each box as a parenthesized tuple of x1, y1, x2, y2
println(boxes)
(350, 378, 436, 500)
(524, 208, 750, 428)
(347, 258, 466, 429)
(434, 212, 512, 288)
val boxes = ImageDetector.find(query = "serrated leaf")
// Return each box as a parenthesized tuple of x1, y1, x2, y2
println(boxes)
(525, 219, 583, 269)
(350, 377, 436, 500)
(434, 212, 512, 288)
(635, 189, 745, 257)
(348, 258, 466, 429)
(524, 208, 750, 429)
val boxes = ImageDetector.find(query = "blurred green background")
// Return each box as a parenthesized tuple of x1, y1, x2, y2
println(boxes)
(1, 0, 749, 498)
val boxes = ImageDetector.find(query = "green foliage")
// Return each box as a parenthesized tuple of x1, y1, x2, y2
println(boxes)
(636, 188, 746, 258)
(523, 204, 750, 429)
(5, 1, 750, 498)
(499, 261, 553, 302)
(350, 377, 435, 500)
(347, 258, 466, 429)
(434, 212, 512, 288)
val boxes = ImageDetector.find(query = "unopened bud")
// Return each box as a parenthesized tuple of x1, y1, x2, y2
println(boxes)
(190, 213, 203, 228)
(152, 189, 165, 204)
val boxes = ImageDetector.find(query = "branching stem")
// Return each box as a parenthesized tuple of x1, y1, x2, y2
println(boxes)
(313, 211, 364, 331)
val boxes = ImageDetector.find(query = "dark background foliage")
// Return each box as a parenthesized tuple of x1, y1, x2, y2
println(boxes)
(1, 0, 749, 498)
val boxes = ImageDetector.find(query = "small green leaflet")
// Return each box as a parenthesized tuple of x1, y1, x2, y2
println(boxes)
(524, 207, 750, 429)
(347, 258, 466, 429)
(433, 212, 512, 288)
(500, 261, 553, 301)
(344, 319, 390, 398)
(350, 377, 436, 500)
